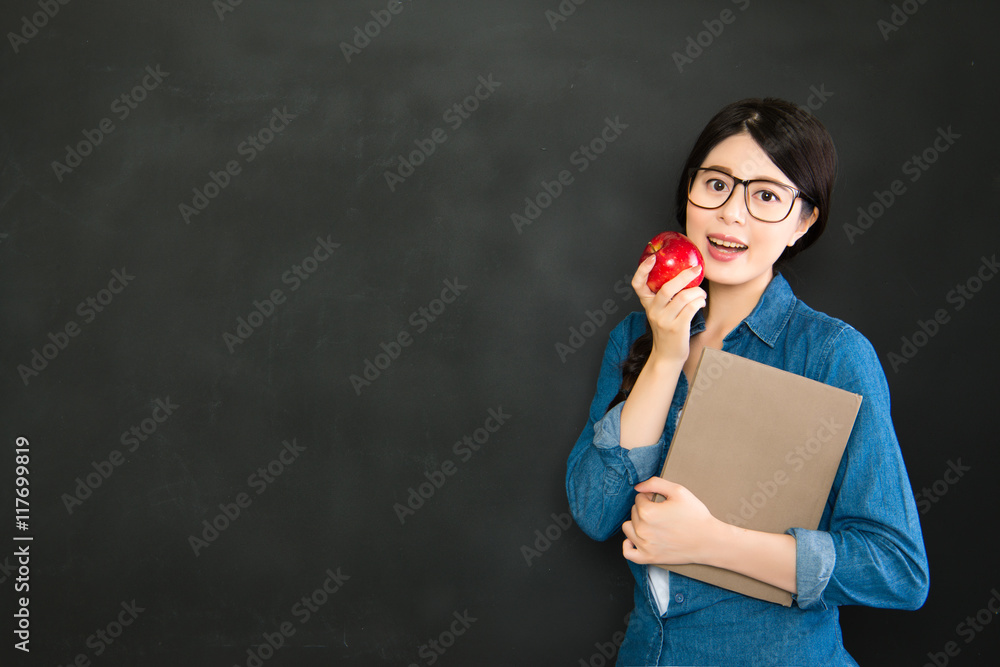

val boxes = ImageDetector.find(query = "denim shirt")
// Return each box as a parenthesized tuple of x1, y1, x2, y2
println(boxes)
(565, 273, 929, 667)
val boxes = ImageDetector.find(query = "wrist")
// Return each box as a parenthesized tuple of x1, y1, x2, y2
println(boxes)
(701, 518, 740, 569)
(643, 352, 685, 378)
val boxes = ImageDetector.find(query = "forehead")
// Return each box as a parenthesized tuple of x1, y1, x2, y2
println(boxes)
(699, 132, 794, 184)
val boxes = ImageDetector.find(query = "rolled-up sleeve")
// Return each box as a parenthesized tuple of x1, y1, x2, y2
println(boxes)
(790, 327, 930, 611)
(566, 315, 666, 542)
(786, 527, 836, 609)
(593, 402, 667, 482)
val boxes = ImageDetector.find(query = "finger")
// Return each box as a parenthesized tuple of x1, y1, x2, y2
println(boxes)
(631, 495, 652, 523)
(665, 291, 707, 322)
(636, 253, 656, 275)
(631, 256, 658, 296)
(646, 289, 703, 330)
(676, 294, 708, 322)
(648, 273, 707, 319)
(622, 538, 651, 564)
(653, 266, 704, 301)
(622, 537, 637, 559)
(621, 520, 646, 549)
(632, 491, 657, 510)
(634, 476, 685, 497)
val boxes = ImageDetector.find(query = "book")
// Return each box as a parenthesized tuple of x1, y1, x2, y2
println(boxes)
(652, 347, 863, 606)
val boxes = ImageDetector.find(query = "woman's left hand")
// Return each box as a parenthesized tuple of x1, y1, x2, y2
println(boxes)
(621, 477, 726, 566)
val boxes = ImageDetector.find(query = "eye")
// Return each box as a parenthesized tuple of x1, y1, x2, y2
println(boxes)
(707, 178, 729, 192)
(750, 184, 788, 205)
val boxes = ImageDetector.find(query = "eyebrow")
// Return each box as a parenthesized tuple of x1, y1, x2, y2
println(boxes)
(701, 166, 794, 189)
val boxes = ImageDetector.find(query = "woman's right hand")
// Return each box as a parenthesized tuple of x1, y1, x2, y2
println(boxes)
(632, 255, 708, 366)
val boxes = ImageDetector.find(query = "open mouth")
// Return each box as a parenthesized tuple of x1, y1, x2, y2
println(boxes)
(708, 237, 748, 253)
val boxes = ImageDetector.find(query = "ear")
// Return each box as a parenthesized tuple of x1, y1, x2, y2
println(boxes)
(789, 206, 819, 246)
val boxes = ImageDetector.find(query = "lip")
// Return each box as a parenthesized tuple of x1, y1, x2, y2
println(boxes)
(705, 233, 748, 262)
(707, 233, 748, 247)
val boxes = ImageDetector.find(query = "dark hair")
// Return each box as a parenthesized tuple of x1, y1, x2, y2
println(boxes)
(608, 98, 838, 410)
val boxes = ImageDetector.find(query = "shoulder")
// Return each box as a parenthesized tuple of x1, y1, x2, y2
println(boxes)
(785, 297, 886, 394)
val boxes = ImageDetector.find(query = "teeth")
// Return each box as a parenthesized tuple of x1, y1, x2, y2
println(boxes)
(710, 237, 747, 250)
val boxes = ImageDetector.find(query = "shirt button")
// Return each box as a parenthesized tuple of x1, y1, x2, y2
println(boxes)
(674, 593, 685, 603)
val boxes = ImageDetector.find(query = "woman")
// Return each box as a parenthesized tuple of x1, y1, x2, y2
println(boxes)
(565, 98, 929, 666)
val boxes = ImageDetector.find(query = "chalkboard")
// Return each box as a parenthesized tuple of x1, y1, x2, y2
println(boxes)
(2, 0, 998, 665)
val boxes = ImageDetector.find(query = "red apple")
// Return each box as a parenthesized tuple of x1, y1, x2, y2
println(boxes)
(639, 231, 704, 293)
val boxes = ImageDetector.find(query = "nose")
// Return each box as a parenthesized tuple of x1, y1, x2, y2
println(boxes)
(719, 182, 748, 224)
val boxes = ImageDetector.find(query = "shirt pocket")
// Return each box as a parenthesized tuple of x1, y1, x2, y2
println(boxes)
(602, 466, 625, 495)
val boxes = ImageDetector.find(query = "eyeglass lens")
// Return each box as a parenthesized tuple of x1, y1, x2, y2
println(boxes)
(689, 169, 798, 222)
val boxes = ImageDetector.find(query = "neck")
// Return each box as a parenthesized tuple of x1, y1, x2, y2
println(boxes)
(702, 270, 775, 338)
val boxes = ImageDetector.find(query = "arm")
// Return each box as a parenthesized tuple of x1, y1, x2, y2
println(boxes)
(566, 263, 707, 541)
(789, 327, 929, 610)
(565, 316, 665, 541)
(621, 476, 799, 594)
(620, 327, 930, 610)
(619, 262, 705, 448)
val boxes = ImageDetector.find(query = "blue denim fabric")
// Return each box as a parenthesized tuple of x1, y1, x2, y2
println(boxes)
(566, 273, 929, 666)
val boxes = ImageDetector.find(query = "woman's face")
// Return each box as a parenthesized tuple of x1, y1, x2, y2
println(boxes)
(684, 132, 818, 291)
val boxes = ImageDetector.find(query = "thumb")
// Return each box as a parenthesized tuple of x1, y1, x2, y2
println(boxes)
(634, 476, 686, 498)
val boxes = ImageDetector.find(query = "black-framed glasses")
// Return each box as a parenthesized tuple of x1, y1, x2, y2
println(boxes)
(687, 168, 814, 223)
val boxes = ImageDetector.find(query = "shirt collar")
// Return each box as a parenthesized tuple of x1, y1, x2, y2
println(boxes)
(690, 272, 797, 348)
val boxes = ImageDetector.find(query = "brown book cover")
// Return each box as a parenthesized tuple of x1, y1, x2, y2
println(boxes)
(653, 347, 863, 606)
